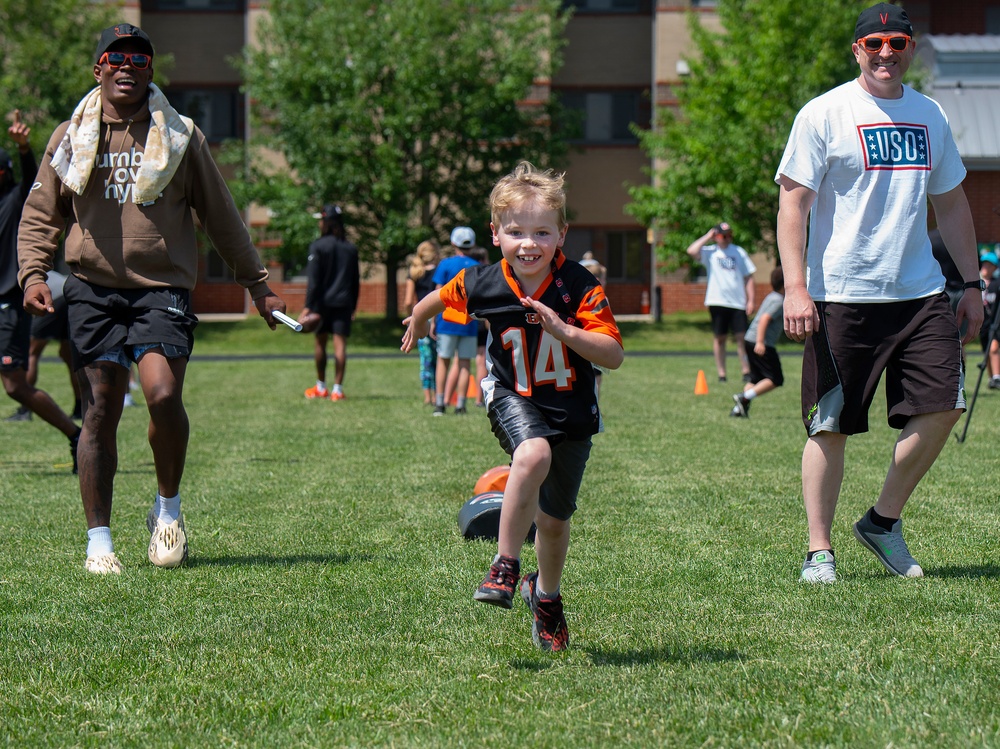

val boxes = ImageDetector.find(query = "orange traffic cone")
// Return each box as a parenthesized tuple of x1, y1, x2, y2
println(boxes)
(694, 370, 709, 395)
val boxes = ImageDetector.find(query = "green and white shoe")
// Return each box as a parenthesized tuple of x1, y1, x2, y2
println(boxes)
(800, 549, 836, 584)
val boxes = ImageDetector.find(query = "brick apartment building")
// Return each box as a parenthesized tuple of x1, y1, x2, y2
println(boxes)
(109, 0, 1000, 316)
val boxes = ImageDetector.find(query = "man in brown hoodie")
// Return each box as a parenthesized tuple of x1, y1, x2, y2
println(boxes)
(18, 23, 287, 575)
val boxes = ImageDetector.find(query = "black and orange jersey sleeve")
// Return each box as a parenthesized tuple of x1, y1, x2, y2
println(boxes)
(438, 268, 473, 325)
(575, 285, 623, 348)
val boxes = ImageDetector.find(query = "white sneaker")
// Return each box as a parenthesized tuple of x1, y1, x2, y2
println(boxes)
(800, 550, 837, 583)
(85, 552, 123, 575)
(146, 506, 188, 568)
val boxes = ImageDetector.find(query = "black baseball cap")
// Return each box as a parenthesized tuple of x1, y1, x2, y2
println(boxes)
(713, 222, 732, 235)
(855, 3, 912, 40)
(318, 204, 344, 225)
(95, 23, 154, 64)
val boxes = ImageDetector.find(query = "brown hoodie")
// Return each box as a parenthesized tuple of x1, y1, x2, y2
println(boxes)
(17, 101, 270, 299)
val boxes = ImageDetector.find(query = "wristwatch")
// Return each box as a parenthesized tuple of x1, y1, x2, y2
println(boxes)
(964, 279, 987, 291)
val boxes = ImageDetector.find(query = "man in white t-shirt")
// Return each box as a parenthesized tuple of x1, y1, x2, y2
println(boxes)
(686, 222, 756, 382)
(776, 2, 983, 584)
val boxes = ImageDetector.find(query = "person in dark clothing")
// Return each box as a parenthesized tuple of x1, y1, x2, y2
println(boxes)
(930, 227, 966, 313)
(0, 110, 81, 465)
(298, 204, 360, 401)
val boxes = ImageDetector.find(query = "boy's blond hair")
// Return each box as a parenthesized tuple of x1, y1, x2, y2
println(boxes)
(489, 161, 567, 229)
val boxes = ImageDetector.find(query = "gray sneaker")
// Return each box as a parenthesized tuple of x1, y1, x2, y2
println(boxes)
(800, 550, 837, 583)
(853, 514, 923, 578)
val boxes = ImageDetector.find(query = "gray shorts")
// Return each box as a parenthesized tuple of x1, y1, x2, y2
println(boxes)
(437, 333, 476, 360)
(488, 393, 592, 521)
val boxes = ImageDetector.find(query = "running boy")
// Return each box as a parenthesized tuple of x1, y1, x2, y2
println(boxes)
(402, 162, 623, 651)
(731, 267, 785, 418)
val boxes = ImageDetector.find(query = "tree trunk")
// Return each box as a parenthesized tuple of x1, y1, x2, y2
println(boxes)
(384, 257, 400, 320)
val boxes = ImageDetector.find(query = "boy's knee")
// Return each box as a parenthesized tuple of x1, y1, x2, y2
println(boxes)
(513, 438, 552, 474)
(534, 511, 567, 536)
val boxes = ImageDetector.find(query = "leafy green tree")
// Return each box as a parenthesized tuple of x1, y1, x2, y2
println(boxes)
(627, 0, 867, 267)
(235, 0, 570, 318)
(0, 0, 116, 157)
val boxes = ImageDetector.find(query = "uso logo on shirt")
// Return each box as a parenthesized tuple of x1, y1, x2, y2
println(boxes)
(858, 123, 931, 171)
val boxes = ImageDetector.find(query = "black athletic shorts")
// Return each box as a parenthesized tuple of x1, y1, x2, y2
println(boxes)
(317, 306, 353, 337)
(0, 291, 30, 371)
(30, 290, 68, 341)
(709, 306, 748, 337)
(64, 276, 197, 369)
(744, 341, 784, 387)
(488, 393, 592, 521)
(801, 293, 964, 436)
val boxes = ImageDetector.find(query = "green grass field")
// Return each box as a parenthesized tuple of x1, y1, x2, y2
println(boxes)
(3, 316, 1000, 748)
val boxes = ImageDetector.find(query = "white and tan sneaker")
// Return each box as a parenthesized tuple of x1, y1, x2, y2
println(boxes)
(85, 553, 123, 575)
(146, 507, 188, 568)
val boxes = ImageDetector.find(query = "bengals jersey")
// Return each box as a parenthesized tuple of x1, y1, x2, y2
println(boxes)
(438, 250, 622, 439)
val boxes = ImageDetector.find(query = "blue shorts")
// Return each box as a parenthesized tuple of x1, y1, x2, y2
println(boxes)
(488, 393, 592, 521)
(94, 342, 167, 368)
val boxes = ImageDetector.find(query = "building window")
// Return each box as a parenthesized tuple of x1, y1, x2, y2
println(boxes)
(988, 8, 1000, 34)
(562, 0, 651, 12)
(165, 88, 242, 142)
(142, 0, 246, 9)
(606, 231, 645, 281)
(558, 90, 649, 144)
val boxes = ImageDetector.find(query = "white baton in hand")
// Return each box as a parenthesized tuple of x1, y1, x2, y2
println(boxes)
(272, 310, 303, 332)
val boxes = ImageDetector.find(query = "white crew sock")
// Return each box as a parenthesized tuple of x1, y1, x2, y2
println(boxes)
(86, 526, 114, 558)
(157, 493, 181, 524)
(456, 396, 467, 409)
(316, 380, 327, 391)
(744, 388, 758, 400)
(332, 384, 343, 395)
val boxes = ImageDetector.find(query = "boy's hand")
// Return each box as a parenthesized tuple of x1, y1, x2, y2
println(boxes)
(401, 315, 429, 353)
(754, 341, 766, 356)
(520, 296, 569, 340)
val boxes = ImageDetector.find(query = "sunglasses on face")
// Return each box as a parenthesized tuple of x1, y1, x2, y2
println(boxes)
(99, 51, 152, 69)
(858, 34, 911, 53)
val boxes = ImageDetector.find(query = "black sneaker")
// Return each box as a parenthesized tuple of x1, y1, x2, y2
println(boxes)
(473, 554, 520, 609)
(69, 430, 81, 475)
(731, 393, 750, 418)
(432, 405, 446, 417)
(742, 372, 753, 384)
(520, 572, 569, 652)
(454, 406, 467, 415)
(990, 377, 1000, 390)
(4, 406, 31, 422)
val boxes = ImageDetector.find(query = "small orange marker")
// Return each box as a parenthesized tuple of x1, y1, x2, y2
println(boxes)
(694, 370, 709, 395)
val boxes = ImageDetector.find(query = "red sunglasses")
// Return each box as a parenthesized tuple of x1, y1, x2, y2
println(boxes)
(99, 51, 152, 70)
